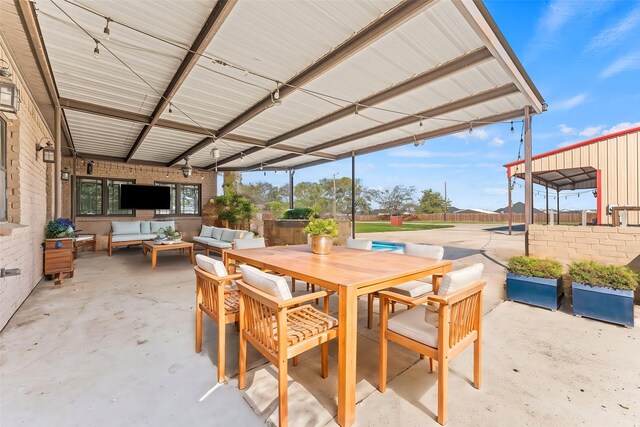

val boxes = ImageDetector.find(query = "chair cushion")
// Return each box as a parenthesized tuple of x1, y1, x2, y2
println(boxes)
(345, 238, 372, 250)
(196, 254, 228, 277)
(424, 304, 439, 326)
(404, 242, 444, 260)
(234, 237, 265, 249)
(111, 233, 156, 242)
(220, 229, 237, 242)
(388, 280, 433, 297)
(199, 225, 215, 238)
(111, 221, 141, 235)
(439, 263, 484, 295)
(240, 265, 292, 300)
(388, 307, 438, 348)
(140, 221, 151, 234)
(150, 220, 175, 233)
(211, 227, 224, 240)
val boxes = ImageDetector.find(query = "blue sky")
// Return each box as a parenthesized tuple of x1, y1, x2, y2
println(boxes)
(241, 1, 640, 211)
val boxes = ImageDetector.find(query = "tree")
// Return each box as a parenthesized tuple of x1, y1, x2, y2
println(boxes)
(239, 181, 288, 205)
(417, 189, 451, 214)
(293, 181, 328, 214)
(374, 185, 417, 214)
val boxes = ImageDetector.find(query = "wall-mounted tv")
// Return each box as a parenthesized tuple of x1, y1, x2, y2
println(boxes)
(120, 184, 171, 210)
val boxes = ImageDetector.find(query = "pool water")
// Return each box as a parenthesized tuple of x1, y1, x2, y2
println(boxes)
(371, 241, 405, 253)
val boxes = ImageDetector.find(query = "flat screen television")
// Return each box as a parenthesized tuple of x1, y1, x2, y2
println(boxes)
(120, 184, 171, 210)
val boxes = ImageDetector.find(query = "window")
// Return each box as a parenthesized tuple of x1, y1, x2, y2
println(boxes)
(0, 118, 6, 222)
(76, 178, 134, 216)
(155, 182, 200, 216)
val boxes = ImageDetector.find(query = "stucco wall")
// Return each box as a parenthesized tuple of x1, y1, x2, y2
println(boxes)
(0, 39, 54, 330)
(528, 224, 640, 269)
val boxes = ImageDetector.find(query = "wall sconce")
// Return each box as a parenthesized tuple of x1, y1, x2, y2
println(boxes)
(0, 60, 20, 116)
(181, 157, 193, 178)
(35, 138, 55, 163)
(86, 160, 94, 175)
(61, 167, 71, 181)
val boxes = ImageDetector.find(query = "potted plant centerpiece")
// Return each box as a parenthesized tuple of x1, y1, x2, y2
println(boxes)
(45, 218, 75, 240)
(157, 226, 181, 243)
(506, 256, 564, 310)
(304, 216, 338, 255)
(569, 261, 638, 327)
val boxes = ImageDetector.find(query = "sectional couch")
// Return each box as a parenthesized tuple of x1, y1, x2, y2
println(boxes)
(108, 220, 175, 256)
(192, 225, 254, 256)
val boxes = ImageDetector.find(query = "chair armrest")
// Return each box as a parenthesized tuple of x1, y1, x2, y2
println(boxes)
(280, 291, 329, 308)
(378, 290, 432, 306)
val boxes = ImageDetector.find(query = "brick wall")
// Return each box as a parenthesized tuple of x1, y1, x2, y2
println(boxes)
(528, 224, 640, 269)
(0, 40, 54, 330)
(61, 157, 217, 249)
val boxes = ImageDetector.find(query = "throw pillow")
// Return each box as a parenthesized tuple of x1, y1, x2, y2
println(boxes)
(196, 254, 228, 277)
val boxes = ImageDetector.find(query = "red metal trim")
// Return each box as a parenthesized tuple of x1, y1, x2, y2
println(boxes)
(503, 126, 640, 168)
(596, 169, 602, 225)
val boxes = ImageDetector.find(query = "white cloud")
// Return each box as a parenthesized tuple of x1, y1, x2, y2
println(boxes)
(539, 0, 577, 33)
(600, 53, 640, 79)
(588, 6, 640, 50)
(452, 129, 489, 141)
(553, 94, 587, 111)
(578, 126, 603, 137)
(601, 121, 640, 135)
(489, 137, 504, 147)
(558, 124, 575, 134)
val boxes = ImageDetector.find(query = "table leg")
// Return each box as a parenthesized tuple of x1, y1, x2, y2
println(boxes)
(151, 248, 157, 270)
(337, 285, 358, 427)
(189, 246, 195, 265)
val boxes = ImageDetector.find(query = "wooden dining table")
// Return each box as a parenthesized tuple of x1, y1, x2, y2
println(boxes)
(223, 244, 452, 426)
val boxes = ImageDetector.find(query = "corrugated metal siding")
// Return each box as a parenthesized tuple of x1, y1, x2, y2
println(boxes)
(132, 127, 207, 164)
(64, 110, 142, 158)
(508, 129, 640, 224)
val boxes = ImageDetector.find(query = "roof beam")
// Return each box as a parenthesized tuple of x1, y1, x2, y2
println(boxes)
(125, 0, 237, 162)
(214, 0, 435, 140)
(307, 83, 518, 154)
(265, 47, 493, 149)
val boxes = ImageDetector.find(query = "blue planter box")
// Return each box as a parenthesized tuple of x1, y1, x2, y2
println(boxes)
(506, 273, 563, 310)
(572, 282, 634, 327)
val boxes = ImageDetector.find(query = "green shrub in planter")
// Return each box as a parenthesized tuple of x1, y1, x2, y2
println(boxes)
(569, 261, 638, 327)
(283, 208, 314, 220)
(506, 256, 564, 310)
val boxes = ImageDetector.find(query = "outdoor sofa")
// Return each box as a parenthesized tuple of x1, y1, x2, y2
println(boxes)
(193, 225, 254, 256)
(108, 220, 175, 256)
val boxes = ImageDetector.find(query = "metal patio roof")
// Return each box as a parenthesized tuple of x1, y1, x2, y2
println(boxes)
(26, 0, 545, 172)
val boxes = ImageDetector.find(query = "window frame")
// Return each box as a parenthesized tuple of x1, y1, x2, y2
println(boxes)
(0, 117, 6, 222)
(75, 176, 136, 217)
(154, 181, 201, 217)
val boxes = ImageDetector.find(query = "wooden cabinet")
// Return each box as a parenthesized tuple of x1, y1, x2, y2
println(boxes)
(44, 238, 74, 285)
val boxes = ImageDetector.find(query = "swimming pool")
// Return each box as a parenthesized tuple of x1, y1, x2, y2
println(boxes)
(371, 241, 405, 253)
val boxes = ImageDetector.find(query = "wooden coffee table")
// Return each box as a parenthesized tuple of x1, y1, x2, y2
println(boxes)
(142, 241, 195, 270)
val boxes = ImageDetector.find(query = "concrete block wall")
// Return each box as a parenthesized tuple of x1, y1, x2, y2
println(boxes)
(0, 40, 54, 330)
(528, 224, 640, 269)
(61, 157, 217, 249)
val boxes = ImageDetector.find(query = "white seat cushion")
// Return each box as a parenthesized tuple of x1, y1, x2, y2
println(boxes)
(111, 233, 156, 242)
(234, 237, 265, 249)
(196, 254, 228, 277)
(240, 265, 292, 300)
(388, 307, 438, 348)
(199, 225, 215, 238)
(439, 263, 484, 295)
(345, 238, 372, 250)
(388, 280, 433, 297)
(111, 221, 141, 235)
(404, 242, 444, 260)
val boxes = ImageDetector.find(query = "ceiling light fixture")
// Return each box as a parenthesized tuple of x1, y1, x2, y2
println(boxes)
(510, 121, 514, 134)
(270, 93, 281, 106)
(181, 157, 193, 178)
(419, 118, 423, 130)
(93, 39, 100, 59)
(240, 152, 244, 162)
(469, 122, 473, 134)
(103, 18, 111, 40)
(168, 103, 173, 115)
(274, 83, 280, 100)
(211, 143, 220, 159)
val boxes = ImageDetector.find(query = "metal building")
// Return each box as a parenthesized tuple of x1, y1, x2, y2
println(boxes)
(505, 127, 640, 225)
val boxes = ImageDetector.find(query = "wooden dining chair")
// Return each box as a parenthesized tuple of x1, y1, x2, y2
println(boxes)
(194, 254, 242, 384)
(379, 263, 485, 425)
(367, 243, 445, 329)
(237, 265, 338, 427)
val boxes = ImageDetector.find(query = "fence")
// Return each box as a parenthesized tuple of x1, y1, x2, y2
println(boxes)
(354, 212, 597, 224)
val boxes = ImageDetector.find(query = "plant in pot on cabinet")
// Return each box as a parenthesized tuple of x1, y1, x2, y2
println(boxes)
(304, 216, 338, 255)
(44, 218, 76, 285)
(569, 261, 638, 327)
(506, 256, 564, 310)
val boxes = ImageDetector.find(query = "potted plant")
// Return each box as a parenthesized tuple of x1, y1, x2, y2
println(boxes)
(44, 218, 76, 285)
(569, 261, 638, 327)
(45, 218, 75, 239)
(158, 226, 181, 243)
(213, 192, 257, 229)
(304, 216, 338, 255)
(506, 256, 564, 310)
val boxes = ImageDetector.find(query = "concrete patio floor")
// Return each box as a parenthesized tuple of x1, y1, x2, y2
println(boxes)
(1, 224, 639, 426)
